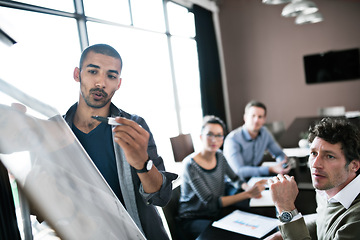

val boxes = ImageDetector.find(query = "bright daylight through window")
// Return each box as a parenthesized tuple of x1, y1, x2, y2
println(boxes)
(0, 0, 202, 172)
(0, 0, 203, 238)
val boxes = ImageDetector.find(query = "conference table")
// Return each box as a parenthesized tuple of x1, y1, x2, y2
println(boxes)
(196, 155, 317, 240)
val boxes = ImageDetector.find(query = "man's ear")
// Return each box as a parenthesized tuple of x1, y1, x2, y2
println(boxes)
(349, 159, 360, 174)
(117, 78, 122, 90)
(73, 67, 80, 83)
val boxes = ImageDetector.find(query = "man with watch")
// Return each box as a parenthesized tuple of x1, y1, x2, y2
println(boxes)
(267, 117, 360, 239)
(63, 44, 177, 240)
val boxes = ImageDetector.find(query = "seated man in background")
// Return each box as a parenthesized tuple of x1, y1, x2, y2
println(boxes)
(178, 115, 266, 240)
(223, 100, 290, 180)
(267, 117, 360, 240)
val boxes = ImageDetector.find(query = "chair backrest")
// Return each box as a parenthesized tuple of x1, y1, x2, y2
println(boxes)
(162, 184, 184, 240)
(170, 134, 194, 162)
(264, 121, 285, 142)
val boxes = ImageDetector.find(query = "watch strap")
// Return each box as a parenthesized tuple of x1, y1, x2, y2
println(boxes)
(290, 208, 299, 217)
(136, 157, 151, 173)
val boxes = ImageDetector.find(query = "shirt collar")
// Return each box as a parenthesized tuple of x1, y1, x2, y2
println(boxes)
(328, 174, 360, 209)
(241, 126, 262, 141)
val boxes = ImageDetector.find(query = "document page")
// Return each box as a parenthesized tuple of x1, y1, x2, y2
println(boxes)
(250, 190, 274, 207)
(283, 148, 309, 157)
(247, 176, 272, 188)
(212, 210, 278, 238)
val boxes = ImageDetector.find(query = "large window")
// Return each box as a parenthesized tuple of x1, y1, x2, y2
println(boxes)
(0, 0, 203, 173)
(0, 6, 80, 116)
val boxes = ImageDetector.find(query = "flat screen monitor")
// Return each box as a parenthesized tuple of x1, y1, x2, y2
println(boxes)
(303, 48, 360, 84)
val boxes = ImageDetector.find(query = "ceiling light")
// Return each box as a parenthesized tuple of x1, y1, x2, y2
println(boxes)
(295, 12, 323, 24)
(262, 0, 291, 4)
(282, 0, 318, 17)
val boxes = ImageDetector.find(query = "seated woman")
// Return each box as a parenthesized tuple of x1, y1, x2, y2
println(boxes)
(178, 115, 266, 240)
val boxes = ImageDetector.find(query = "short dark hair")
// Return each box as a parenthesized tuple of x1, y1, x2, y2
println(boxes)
(245, 100, 267, 116)
(201, 115, 227, 135)
(308, 117, 360, 173)
(79, 44, 123, 71)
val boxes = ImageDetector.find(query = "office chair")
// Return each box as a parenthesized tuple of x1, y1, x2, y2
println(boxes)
(264, 121, 285, 142)
(170, 134, 194, 162)
(162, 184, 186, 240)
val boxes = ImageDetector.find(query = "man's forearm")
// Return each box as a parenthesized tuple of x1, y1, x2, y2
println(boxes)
(137, 165, 163, 193)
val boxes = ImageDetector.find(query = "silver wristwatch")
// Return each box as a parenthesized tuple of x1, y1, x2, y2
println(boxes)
(278, 209, 299, 223)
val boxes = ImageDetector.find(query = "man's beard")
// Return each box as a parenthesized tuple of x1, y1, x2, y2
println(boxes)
(79, 76, 112, 109)
(83, 88, 112, 109)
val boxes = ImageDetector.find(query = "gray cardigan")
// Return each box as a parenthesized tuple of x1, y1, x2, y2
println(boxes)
(63, 103, 178, 240)
(279, 192, 360, 239)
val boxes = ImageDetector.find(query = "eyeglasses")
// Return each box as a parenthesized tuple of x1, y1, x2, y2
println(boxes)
(206, 133, 224, 140)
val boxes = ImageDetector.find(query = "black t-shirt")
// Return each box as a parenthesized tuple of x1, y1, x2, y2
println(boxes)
(72, 122, 125, 207)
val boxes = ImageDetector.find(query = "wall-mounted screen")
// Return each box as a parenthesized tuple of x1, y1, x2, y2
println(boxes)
(303, 48, 360, 84)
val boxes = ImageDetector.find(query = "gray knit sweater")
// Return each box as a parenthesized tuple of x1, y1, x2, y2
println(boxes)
(178, 150, 242, 219)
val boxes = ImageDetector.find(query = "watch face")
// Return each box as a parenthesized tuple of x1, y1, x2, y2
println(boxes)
(280, 212, 292, 222)
(146, 160, 153, 171)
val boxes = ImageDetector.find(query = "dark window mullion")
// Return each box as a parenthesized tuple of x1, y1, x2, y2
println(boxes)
(0, 1, 75, 18)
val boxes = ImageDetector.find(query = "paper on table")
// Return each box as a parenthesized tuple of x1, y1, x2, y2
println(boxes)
(250, 190, 274, 207)
(261, 157, 297, 169)
(261, 161, 277, 167)
(212, 210, 278, 238)
(247, 176, 272, 188)
(283, 148, 310, 157)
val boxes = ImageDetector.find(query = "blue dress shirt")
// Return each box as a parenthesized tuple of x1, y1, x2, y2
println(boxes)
(223, 125, 286, 179)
